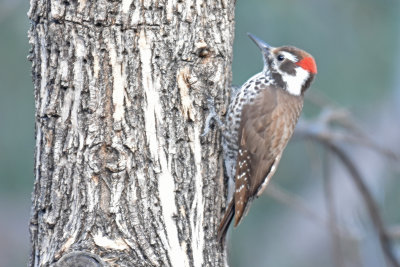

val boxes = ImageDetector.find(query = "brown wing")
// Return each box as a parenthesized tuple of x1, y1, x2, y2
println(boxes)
(233, 85, 303, 226)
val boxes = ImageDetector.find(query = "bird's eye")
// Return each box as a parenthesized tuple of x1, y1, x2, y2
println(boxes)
(277, 54, 285, 61)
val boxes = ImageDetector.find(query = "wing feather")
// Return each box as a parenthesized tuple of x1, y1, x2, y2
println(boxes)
(233, 85, 303, 225)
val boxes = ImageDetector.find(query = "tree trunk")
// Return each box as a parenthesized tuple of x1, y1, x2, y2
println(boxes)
(28, 1, 235, 266)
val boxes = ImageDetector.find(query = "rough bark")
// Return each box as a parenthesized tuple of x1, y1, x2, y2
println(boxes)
(28, 0, 235, 266)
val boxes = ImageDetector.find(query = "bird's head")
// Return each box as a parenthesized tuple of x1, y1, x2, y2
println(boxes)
(248, 33, 317, 96)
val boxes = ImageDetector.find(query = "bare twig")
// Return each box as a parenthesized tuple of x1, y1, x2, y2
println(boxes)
(305, 90, 339, 109)
(295, 107, 400, 162)
(307, 134, 400, 267)
(388, 226, 400, 239)
(291, 97, 399, 265)
(323, 150, 345, 267)
(266, 183, 349, 237)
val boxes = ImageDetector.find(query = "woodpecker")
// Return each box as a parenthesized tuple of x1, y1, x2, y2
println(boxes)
(217, 33, 317, 241)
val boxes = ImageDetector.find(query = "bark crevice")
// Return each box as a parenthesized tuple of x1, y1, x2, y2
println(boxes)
(29, 0, 235, 266)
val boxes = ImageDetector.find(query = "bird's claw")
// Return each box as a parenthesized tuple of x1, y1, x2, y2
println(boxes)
(201, 98, 224, 137)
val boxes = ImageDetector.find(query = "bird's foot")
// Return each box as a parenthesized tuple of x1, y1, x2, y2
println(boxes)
(201, 98, 225, 137)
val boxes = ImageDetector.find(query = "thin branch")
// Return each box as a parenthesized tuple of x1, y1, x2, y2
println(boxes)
(388, 226, 400, 239)
(295, 107, 400, 163)
(305, 90, 340, 109)
(293, 97, 399, 265)
(309, 134, 400, 267)
(323, 150, 345, 267)
(266, 183, 349, 237)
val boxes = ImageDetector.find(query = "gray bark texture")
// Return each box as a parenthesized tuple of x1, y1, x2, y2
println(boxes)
(28, 0, 235, 266)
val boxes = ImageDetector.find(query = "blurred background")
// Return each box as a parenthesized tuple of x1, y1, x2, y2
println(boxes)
(0, 0, 399, 266)
(231, 0, 400, 267)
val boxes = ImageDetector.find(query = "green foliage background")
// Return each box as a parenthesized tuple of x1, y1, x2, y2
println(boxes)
(0, 0, 399, 266)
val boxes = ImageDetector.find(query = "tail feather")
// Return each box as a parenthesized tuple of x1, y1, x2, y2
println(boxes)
(217, 200, 234, 242)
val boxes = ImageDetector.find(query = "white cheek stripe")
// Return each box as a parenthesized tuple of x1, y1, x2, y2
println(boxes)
(281, 66, 309, 96)
(280, 51, 298, 62)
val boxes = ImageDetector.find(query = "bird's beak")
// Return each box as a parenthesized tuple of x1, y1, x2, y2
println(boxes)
(247, 33, 272, 53)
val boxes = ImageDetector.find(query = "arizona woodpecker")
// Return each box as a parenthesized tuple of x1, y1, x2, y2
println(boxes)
(217, 33, 317, 241)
